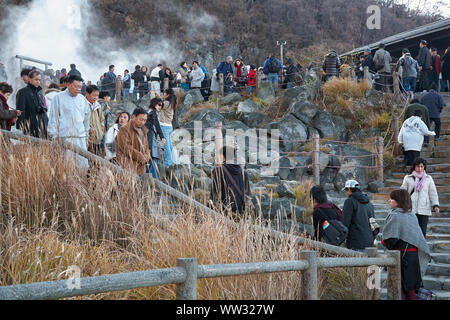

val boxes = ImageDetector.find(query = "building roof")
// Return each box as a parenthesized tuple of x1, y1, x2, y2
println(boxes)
(340, 18, 450, 59)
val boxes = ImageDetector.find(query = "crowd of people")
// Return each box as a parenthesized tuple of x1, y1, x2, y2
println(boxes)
(0, 44, 447, 301)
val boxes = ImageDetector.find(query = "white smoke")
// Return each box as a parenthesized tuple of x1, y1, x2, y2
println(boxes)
(1, 0, 222, 84)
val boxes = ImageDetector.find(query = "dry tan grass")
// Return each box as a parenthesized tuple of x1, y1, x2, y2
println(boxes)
(0, 135, 373, 300)
(182, 102, 217, 123)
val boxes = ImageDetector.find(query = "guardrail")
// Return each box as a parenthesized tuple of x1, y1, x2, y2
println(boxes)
(0, 248, 401, 300)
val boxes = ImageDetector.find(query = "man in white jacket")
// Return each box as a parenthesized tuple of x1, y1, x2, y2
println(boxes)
(150, 64, 164, 97)
(398, 110, 435, 171)
(48, 75, 91, 168)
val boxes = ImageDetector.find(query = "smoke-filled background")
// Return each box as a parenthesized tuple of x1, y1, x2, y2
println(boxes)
(0, 0, 222, 83)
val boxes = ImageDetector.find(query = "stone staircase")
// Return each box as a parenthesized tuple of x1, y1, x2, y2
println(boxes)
(370, 93, 450, 299)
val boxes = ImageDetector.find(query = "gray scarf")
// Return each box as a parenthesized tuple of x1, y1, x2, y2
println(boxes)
(382, 208, 431, 276)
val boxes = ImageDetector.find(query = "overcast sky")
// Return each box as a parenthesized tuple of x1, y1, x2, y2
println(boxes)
(409, 0, 450, 17)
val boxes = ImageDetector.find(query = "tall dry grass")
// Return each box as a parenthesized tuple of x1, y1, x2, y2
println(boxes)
(0, 134, 373, 300)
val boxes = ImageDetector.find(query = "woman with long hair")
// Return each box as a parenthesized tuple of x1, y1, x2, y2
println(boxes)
(158, 88, 177, 168)
(104, 111, 130, 162)
(382, 189, 431, 300)
(400, 157, 439, 237)
(145, 97, 166, 178)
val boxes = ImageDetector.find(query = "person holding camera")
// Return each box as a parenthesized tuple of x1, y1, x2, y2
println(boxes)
(16, 70, 48, 138)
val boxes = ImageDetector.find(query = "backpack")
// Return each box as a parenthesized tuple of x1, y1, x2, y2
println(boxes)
(268, 57, 281, 73)
(321, 219, 348, 246)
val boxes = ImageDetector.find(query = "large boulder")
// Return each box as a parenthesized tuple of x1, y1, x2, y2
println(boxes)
(175, 89, 205, 121)
(266, 114, 308, 152)
(312, 110, 345, 139)
(257, 81, 275, 104)
(278, 85, 312, 110)
(288, 100, 318, 125)
(277, 157, 292, 180)
(237, 99, 261, 114)
(184, 108, 225, 132)
(239, 112, 268, 128)
(306, 152, 330, 174)
(223, 121, 250, 133)
(220, 92, 241, 105)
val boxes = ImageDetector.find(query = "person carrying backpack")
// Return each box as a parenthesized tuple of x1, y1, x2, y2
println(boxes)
(263, 54, 282, 89)
(310, 186, 347, 245)
(322, 50, 342, 82)
(342, 180, 376, 252)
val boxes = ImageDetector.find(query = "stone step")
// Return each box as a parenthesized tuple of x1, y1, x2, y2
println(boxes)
(430, 241, 450, 253)
(391, 171, 450, 180)
(431, 253, 450, 264)
(426, 263, 450, 277)
(422, 275, 450, 291)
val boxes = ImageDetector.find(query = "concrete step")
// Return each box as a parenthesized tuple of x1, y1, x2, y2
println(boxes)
(426, 263, 450, 277)
(430, 241, 450, 253)
(391, 171, 450, 180)
(423, 275, 450, 291)
(431, 253, 450, 264)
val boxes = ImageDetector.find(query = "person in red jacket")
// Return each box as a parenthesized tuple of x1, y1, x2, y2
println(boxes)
(246, 64, 257, 95)
(0, 82, 22, 131)
(430, 48, 442, 91)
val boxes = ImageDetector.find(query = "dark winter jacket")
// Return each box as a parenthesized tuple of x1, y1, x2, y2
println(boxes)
(322, 51, 342, 77)
(263, 56, 283, 75)
(362, 54, 376, 73)
(211, 164, 250, 214)
(216, 62, 234, 77)
(123, 74, 131, 89)
(15, 83, 48, 138)
(312, 204, 343, 241)
(417, 46, 431, 70)
(285, 62, 300, 83)
(431, 55, 442, 76)
(396, 54, 420, 79)
(420, 90, 444, 119)
(145, 109, 165, 160)
(442, 53, 450, 81)
(343, 191, 375, 250)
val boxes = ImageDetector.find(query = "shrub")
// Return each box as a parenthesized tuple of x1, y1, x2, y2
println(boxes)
(293, 180, 314, 225)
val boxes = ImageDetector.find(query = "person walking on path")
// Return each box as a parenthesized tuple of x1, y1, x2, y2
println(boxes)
(417, 40, 431, 91)
(342, 180, 375, 252)
(115, 107, 151, 176)
(403, 99, 430, 130)
(145, 97, 166, 178)
(104, 111, 130, 163)
(398, 110, 435, 171)
(86, 85, 105, 156)
(310, 185, 344, 241)
(263, 54, 283, 89)
(441, 47, 450, 92)
(400, 157, 439, 238)
(420, 87, 444, 144)
(15, 70, 48, 138)
(381, 189, 431, 300)
(47, 75, 90, 168)
(322, 50, 342, 82)
(159, 88, 176, 168)
(122, 69, 131, 99)
(373, 43, 392, 92)
(396, 48, 420, 98)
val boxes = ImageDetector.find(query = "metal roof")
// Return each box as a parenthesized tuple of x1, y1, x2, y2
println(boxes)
(340, 18, 450, 58)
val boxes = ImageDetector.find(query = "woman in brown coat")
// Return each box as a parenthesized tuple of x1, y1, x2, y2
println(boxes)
(115, 107, 151, 175)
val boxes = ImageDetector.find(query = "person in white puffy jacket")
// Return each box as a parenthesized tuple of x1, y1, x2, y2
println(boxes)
(400, 157, 439, 237)
(104, 111, 130, 162)
(398, 110, 435, 171)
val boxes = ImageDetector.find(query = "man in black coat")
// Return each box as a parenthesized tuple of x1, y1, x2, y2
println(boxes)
(16, 70, 48, 138)
(342, 180, 375, 252)
(417, 40, 431, 91)
(362, 48, 376, 74)
(68, 64, 82, 78)
(211, 145, 251, 215)
(131, 65, 145, 100)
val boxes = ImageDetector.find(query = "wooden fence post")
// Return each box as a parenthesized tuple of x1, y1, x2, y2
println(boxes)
(176, 258, 198, 300)
(215, 121, 223, 166)
(392, 115, 399, 158)
(313, 134, 320, 186)
(115, 76, 122, 102)
(386, 250, 401, 300)
(219, 73, 224, 97)
(375, 136, 384, 182)
(365, 247, 380, 300)
(163, 78, 169, 91)
(393, 71, 400, 98)
(300, 250, 318, 300)
(363, 66, 372, 88)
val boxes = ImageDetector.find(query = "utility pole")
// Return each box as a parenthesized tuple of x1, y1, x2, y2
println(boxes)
(277, 41, 287, 85)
